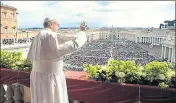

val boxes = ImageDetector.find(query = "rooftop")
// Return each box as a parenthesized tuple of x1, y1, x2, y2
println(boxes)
(1, 3, 17, 10)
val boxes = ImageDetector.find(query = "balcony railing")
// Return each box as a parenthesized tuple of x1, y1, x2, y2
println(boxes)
(0, 69, 87, 103)
(0, 68, 176, 103)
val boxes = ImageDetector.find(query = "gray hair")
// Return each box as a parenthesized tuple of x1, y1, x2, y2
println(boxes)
(43, 17, 59, 28)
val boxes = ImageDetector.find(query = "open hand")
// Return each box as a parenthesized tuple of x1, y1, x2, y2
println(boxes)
(80, 21, 87, 31)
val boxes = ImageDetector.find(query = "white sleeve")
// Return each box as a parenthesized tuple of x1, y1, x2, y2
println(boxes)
(50, 31, 87, 58)
(57, 34, 76, 42)
(27, 31, 87, 61)
(74, 31, 87, 48)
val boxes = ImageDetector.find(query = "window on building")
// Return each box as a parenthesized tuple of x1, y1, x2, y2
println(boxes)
(12, 14, 15, 18)
(4, 28, 7, 33)
(12, 11, 15, 18)
(13, 28, 15, 33)
(4, 13, 7, 18)
(3, 8, 7, 18)
(12, 26, 16, 33)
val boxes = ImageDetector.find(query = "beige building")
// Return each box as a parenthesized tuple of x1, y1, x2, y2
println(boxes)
(99, 27, 136, 41)
(161, 39, 175, 65)
(135, 29, 175, 46)
(1, 4, 18, 34)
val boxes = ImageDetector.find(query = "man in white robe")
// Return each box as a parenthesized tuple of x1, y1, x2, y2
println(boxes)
(27, 17, 87, 103)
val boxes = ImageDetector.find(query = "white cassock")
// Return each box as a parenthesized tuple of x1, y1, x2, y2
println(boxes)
(27, 28, 87, 103)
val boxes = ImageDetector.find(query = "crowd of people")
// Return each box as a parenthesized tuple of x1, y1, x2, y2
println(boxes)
(63, 39, 162, 71)
(1, 36, 162, 71)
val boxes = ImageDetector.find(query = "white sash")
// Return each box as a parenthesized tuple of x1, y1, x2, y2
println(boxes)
(32, 60, 63, 73)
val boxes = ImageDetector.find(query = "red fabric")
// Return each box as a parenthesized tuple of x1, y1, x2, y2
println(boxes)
(0, 68, 176, 103)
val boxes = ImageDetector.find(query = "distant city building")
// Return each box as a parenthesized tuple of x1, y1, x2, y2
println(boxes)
(161, 39, 175, 64)
(160, 19, 176, 30)
(99, 25, 136, 41)
(0, 4, 19, 34)
(135, 29, 175, 46)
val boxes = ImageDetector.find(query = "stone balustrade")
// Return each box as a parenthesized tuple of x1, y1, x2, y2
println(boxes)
(0, 84, 87, 103)
(0, 84, 25, 103)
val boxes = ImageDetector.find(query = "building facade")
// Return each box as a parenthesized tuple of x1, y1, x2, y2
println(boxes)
(161, 39, 175, 65)
(160, 20, 176, 30)
(135, 29, 175, 46)
(1, 4, 18, 34)
(99, 26, 136, 41)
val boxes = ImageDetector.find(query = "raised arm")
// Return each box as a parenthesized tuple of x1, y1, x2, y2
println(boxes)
(51, 31, 87, 57)
(57, 34, 77, 42)
(57, 21, 87, 42)
(49, 22, 88, 58)
(27, 21, 88, 60)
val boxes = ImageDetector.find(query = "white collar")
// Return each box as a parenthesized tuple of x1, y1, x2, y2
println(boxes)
(44, 28, 53, 32)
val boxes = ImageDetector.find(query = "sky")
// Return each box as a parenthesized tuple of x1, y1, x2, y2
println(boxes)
(1, 1, 175, 28)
